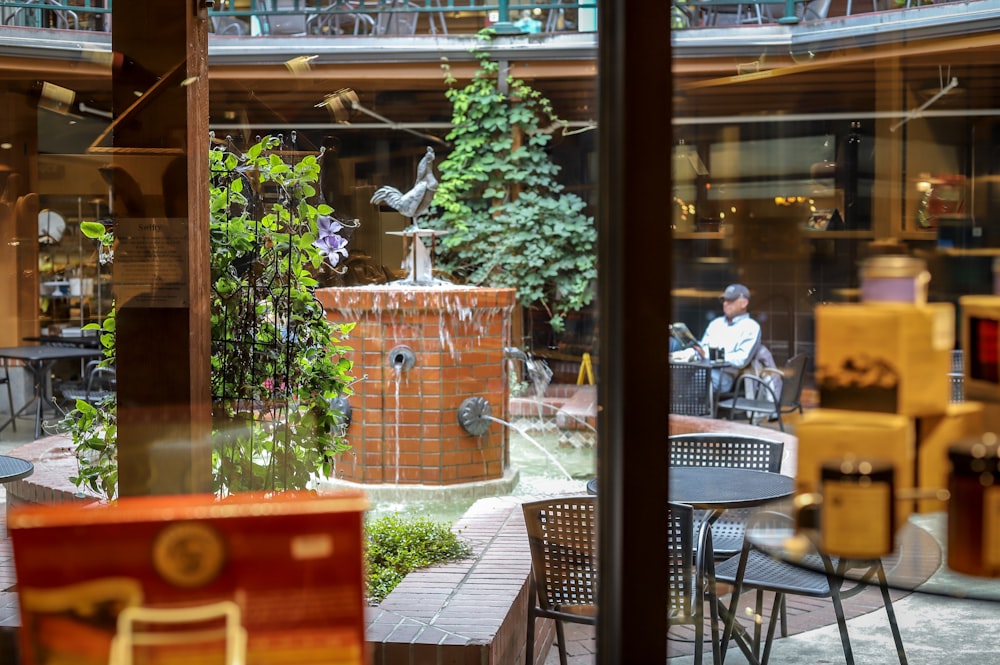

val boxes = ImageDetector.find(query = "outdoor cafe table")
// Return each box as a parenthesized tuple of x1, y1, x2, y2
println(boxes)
(585, 467, 795, 661)
(0, 345, 102, 439)
(0, 454, 33, 487)
(671, 467, 795, 663)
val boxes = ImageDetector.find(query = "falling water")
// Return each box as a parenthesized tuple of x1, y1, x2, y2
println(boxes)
(483, 415, 574, 481)
(513, 398, 597, 434)
(391, 365, 402, 484)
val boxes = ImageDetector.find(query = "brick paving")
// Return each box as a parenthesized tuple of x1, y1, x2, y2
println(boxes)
(546, 515, 939, 664)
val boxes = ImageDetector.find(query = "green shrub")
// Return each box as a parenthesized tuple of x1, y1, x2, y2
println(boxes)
(365, 514, 473, 604)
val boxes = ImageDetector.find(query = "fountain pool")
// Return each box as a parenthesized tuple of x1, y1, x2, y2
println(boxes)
(363, 418, 596, 523)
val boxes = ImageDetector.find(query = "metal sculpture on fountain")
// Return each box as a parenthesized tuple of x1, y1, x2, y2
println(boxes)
(370, 146, 450, 285)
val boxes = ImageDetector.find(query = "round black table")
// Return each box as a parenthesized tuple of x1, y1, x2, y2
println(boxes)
(670, 467, 795, 509)
(585, 468, 795, 507)
(0, 455, 33, 485)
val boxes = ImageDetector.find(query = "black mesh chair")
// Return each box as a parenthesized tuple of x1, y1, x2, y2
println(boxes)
(668, 433, 784, 558)
(666, 501, 720, 665)
(715, 511, 908, 665)
(522, 496, 597, 665)
(669, 433, 786, 643)
(670, 362, 713, 416)
(716, 353, 809, 432)
(522, 497, 720, 665)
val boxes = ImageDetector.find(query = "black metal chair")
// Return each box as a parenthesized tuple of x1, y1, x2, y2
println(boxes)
(668, 433, 784, 557)
(522, 497, 720, 665)
(0, 361, 15, 433)
(670, 361, 713, 416)
(668, 432, 787, 644)
(716, 353, 809, 432)
(522, 496, 597, 665)
(61, 360, 116, 406)
(666, 501, 720, 665)
(715, 511, 908, 665)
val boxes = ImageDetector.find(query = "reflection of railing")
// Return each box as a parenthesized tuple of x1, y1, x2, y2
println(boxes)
(1, 0, 109, 31)
(0, 1, 600, 36)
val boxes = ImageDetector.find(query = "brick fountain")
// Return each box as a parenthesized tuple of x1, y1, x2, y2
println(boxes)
(314, 284, 520, 501)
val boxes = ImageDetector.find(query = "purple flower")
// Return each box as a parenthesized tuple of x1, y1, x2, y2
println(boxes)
(314, 215, 349, 267)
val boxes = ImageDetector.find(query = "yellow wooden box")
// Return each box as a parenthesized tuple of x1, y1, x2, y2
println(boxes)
(815, 302, 954, 417)
(795, 408, 914, 528)
(915, 401, 984, 514)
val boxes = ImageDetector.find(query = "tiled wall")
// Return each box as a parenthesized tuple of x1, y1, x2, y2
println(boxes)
(317, 286, 517, 485)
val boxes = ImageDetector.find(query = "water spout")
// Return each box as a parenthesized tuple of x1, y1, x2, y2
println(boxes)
(457, 396, 492, 436)
(483, 415, 574, 481)
(387, 345, 416, 372)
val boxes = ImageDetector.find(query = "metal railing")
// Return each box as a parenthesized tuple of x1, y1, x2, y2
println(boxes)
(0, 1, 599, 36)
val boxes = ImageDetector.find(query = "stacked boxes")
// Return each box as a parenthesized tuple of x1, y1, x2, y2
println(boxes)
(802, 301, 969, 516)
(915, 402, 984, 513)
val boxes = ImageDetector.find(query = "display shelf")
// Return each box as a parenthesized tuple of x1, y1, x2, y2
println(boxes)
(900, 230, 939, 241)
(673, 231, 726, 240)
(799, 230, 876, 240)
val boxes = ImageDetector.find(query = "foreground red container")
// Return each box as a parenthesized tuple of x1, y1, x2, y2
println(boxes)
(9, 490, 369, 665)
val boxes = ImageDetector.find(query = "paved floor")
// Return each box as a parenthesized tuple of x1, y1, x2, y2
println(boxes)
(544, 408, 1000, 664)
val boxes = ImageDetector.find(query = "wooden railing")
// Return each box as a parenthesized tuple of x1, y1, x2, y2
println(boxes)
(0, 0, 599, 36)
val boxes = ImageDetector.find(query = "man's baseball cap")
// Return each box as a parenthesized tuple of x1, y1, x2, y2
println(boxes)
(720, 284, 750, 301)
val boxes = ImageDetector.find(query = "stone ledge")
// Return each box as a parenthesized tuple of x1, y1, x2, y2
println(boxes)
(4, 436, 101, 514)
(366, 494, 554, 665)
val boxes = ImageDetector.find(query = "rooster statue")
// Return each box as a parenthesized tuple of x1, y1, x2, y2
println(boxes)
(369, 146, 438, 230)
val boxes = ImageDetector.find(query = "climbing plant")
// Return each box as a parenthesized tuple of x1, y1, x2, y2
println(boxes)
(65, 134, 357, 499)
(427, 31, 597, 334)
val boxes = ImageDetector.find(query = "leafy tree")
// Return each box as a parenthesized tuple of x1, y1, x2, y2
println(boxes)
(428, 32, 597, 333)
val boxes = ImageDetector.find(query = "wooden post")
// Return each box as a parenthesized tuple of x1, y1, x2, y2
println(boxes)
(111, 1, 212, 496)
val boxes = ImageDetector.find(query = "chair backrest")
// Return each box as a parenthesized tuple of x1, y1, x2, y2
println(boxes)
(778, 353, 809, 409)
(670, 362, 713, 416)
(668, 433, 784, 473)
(522, 496, 597, 613)
(264, 0, 308, 35)
(666, 501, 698, 618)
(374, 1, 418, 35)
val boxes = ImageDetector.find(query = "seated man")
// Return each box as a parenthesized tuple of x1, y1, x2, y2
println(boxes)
(693, 283, 761, 393)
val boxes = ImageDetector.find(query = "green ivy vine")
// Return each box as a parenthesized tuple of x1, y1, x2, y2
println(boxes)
(427, 31, 597, 334)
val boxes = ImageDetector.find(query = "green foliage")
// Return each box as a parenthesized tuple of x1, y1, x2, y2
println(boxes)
(63, 135, 357, 499)
(208, 135, 356, 495)
(65, 311, 117, 499)
(427, 32, 597, 333)
(365, 514, 473, 604)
